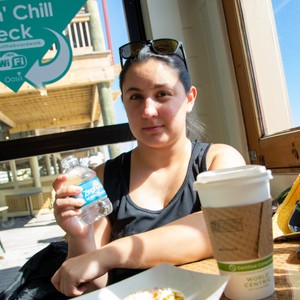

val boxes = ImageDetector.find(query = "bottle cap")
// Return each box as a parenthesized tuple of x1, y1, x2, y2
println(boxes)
(61, 155, 79, 170)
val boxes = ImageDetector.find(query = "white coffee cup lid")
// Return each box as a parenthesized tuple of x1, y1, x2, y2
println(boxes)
(195, 165, 272, 185)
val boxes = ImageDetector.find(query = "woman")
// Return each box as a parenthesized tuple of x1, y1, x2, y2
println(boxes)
(51, 39, 246, 297)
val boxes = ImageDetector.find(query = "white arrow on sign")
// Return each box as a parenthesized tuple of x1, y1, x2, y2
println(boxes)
(25, 28, 72, 89)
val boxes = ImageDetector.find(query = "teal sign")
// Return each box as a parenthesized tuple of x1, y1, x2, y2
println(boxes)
(0, 0, 86, 92)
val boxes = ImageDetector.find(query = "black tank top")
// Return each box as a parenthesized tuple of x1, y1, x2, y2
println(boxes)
(103, 141, 210, 284)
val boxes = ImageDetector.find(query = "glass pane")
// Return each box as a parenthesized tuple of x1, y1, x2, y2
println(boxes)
(239, 0, 299, 135)
(272, 0, 300, 127)
(0, 1, 129, 142)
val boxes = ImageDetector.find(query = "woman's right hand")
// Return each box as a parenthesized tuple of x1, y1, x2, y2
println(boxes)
(52, 174, 90, 237)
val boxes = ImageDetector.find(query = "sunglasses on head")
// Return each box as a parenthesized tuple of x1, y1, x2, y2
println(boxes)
(118, 38, 188, 71)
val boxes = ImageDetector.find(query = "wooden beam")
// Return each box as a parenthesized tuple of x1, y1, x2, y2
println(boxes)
(0, 111, 15, 128)
(90, 85, 99, 124)
(0, 123, 135, 161)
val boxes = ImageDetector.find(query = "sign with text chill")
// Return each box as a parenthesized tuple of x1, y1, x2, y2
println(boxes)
(0, 0, 86, 92)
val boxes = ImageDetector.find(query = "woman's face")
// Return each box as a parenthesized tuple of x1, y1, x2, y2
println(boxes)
(121, 59, 196, 148)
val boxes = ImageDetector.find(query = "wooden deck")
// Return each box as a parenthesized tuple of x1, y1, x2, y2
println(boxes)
(0, 212, 65, 292)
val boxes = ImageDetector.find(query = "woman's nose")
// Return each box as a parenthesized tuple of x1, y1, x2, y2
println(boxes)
(142, 98, 158, 117)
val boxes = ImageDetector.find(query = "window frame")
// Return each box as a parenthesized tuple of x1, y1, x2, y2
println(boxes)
(222, 0, 300, 173)
(0, 123, 135, 161)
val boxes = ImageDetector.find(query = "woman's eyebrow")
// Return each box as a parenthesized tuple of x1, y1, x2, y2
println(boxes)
(124, 83, 172, 95)
(124, 87, 141, 93)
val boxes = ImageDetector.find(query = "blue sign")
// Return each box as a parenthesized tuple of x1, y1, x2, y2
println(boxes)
(0, 0, 87, 92)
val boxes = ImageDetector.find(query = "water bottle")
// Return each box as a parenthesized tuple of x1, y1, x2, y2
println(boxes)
(61, 155, 112, 225)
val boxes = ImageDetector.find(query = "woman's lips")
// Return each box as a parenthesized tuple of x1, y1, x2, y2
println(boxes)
(142, 125, 163, 132)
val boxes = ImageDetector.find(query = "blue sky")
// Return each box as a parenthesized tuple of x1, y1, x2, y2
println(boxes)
(272, 0, 300, 127)
(98, 1, 129, 124)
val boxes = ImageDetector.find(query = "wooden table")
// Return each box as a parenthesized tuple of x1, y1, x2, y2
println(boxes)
(180, 241, 300, 299)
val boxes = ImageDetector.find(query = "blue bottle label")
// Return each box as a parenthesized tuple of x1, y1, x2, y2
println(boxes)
(79, 177, 107, 205)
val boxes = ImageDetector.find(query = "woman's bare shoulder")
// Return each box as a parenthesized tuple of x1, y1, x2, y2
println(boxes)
(206, 143, 246, 171)
(95, 163, 106, 183)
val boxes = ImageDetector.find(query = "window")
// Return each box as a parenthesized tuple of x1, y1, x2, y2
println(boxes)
(0, 1, 136, 161)
(222, 0, 300, 172)
(0, 1, 139, 213)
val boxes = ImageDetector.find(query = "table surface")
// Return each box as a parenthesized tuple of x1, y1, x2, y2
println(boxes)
(180, 241, 300, 299)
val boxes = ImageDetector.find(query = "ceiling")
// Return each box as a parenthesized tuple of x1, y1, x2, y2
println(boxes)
(0, 52, 121, 139)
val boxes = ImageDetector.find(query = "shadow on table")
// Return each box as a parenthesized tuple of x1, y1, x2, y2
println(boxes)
(0, 216, 58, 231)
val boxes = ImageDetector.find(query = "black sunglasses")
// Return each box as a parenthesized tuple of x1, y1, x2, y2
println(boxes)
(118, 39, 188, 71)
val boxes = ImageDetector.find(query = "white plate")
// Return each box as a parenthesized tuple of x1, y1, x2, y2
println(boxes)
(74, 263, 229, 300)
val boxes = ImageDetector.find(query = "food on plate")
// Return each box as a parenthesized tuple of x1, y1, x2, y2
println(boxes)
(123, 287, 185, 299)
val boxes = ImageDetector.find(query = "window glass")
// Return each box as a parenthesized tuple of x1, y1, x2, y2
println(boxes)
(224, 0, 300, 169)
(272, 0, 300, 127)
(0, 1, 137, 206)
(239, 0, 300, 136)
(0, 1, 129, 142)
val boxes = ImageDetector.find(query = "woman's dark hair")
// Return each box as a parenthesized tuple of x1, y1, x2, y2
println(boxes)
(119, 46, 191, 92)
(119, 46, 206, 140)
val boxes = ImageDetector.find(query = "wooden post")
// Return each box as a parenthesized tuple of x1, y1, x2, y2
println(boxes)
(86, 0, 120, 159)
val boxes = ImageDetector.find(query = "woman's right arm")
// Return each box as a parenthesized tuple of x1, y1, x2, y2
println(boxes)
(52, 172, 111, 257)
(52, 172, 112, 290)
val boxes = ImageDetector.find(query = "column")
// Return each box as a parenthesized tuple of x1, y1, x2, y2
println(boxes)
(86, 0, 120, 159)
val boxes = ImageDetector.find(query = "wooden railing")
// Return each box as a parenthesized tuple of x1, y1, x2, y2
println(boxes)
(6, 192, 53, 213)
(66, 14, 93, 51)
(47, 13, 93, 58)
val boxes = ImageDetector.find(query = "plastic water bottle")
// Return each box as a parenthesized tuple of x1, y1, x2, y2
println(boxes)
(61, 155, 112, 225)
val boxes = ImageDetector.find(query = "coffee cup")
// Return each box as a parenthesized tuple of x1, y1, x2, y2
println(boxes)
(193, 165, 274, 300)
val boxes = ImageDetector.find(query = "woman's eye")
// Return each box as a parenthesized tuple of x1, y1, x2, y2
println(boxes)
(129, 94, 143, 101)
(157, 91, 171, 99)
